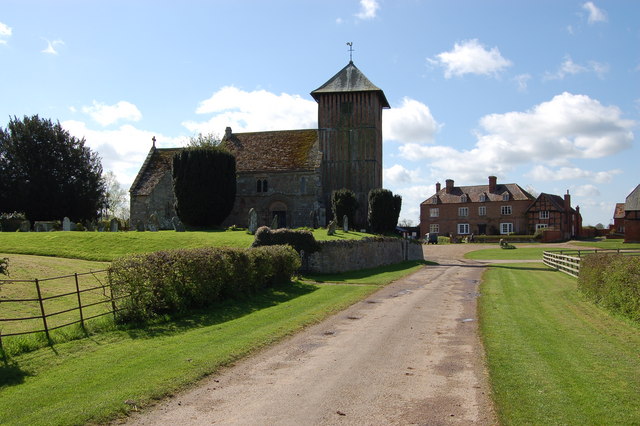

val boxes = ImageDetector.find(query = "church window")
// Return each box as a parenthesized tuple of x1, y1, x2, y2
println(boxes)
(257, 179, 269, 193)
(257, 180, 262, 193)
(300, 177, 306, 193)
(263, 179, 268, 192)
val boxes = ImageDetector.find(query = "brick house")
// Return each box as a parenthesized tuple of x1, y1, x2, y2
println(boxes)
(623, 184, 640, 243)
(612, 202, 626, 234)
(525, 192, 582, 240)
(419, 176, 535, 238)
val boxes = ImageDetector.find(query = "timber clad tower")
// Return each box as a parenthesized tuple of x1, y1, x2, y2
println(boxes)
(311, 61, 390, 226)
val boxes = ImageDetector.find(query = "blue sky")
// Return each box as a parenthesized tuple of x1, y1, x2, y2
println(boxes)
(1, 0, 638, 226)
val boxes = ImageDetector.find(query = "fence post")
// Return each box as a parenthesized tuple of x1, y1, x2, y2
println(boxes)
(34, 278, 51, 342)
(74, 273, 85, 329)
(108, 268, 117, 321)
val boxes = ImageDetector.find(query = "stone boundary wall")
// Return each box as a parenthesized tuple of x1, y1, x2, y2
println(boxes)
(302, 237, 424, 274)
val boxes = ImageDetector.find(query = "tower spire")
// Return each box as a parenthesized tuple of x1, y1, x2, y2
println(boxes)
(346, 42, 354, 62)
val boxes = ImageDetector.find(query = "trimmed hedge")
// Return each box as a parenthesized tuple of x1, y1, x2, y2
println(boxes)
(578, 254, 640, 322)
(109, 245, 300, 322)
(252, 226, 320, 254)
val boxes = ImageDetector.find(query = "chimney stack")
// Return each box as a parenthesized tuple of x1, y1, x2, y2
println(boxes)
(445, 179, 454, 194)
(435, 182, 441, 193)
(564, 190, 571, 211)
(488, 176, 497, 193)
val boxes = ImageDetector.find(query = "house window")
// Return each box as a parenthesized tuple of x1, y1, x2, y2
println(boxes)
(430, 224, 439, 233)
(430, 208, 439, 218)
(431, 197, 438, 204)
(458, 207, 469, 217)
(461, 194, 468, 203)
(501, 205, 512, 215)
(539, 210, 549, 219)
(458, 223, 470, 234)
(536, 224, 548, 230)
(479, 194, 486, 202)
(478, 206, 486, 216)
(502, 193, 510, 201)
(500, 223, 513, 234)
(257, 179, 268, 193)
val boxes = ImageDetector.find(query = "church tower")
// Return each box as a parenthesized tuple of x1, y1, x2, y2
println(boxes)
(311, 61, 390, 227)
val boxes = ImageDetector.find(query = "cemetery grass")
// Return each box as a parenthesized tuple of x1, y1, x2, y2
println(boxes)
(0, 229, 370, 262)
(0, 280, 380, 425)
(479, 263, 640, 424)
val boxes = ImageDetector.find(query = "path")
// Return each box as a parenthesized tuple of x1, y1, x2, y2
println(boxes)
(124, 244, 497, 425)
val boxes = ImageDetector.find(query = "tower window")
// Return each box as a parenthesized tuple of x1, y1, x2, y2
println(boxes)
(257, 179, 268, 193)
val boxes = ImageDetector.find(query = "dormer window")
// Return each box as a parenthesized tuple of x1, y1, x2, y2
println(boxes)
(502, 192, 510, 201)
(479, 193, 486, 202)
(461, 194, 468, 203)
(431, 197, 438, 204)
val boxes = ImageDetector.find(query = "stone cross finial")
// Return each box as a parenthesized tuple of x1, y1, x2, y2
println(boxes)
(152, 136, 156, 148)
(346, 42, 354, 62)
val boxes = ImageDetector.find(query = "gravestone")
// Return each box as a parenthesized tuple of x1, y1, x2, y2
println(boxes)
(327, 220, 336, 236)
(248, 208, 258, 234)
(343, 215, 349, 232)
(19, 220, 31, 232)
(86, 220, 96, 232)
(110, 218, 119, 232)
(270, 215, 278, 230)
(148, 213, 159, 232)
(34, 222, 45, 232)
(97, 222, 105, 232)
(171, 216, 185, 232)
(62, 217, 71, 231)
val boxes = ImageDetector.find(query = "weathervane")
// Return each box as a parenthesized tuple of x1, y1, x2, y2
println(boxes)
(346, 42, 354, 62)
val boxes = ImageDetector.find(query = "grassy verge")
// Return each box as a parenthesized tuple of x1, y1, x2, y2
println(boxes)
(479, 263, 640, 424)
(0, 281, 378, 425)
(302, 260, 429, 285)
(465, 246, 547, 260)
(0, 229, 371, 261)
(571, 239, 640, 250)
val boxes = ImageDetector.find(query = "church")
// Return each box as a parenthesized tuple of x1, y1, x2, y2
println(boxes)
(129, 61, 390, 230)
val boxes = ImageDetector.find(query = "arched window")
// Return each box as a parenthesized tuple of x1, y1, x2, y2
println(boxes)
(262, 179, 268, 192)
(257, 180, 262, 193)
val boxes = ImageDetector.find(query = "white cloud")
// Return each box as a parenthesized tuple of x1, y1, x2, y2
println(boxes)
(0, 21, 11, 45)
(429, 39, 512, 78)
(82, 101, 143, 126)
(384, 164, 418, 185)
(183, 86, 317, 134)
(573, 184, 600, 197)
(526, 165, 622, 183)
(383, 97, 441, 143)
(399, 93, 635, 181)
(514, 74, 531, 92)
(544, 56, 609, 80)
(41, 39, 64, 55)
(583, 2, 607, 24)
(355, 0, 379, 20)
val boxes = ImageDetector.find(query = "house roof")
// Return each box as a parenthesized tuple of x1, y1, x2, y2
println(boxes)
(129, 147, 181, 196)
(310, 61, 390, 108)
(421, 182, 535, 205)
(625, 184, 640, 211)
(529, 193, 576, 214)
(614, 202, 626, 219)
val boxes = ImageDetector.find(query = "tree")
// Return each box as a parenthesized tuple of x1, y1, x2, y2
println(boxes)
(367, 188, 402, 234)
(331, 188, 358, 228)
(101, 171, 129, 219)
(172, 147, 236, 227)
(186, 132, 221, 149)
(0, 115, 105, 221)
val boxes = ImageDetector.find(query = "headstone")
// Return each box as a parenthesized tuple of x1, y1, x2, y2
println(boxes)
(110, 218, 119, 232)
(62, 217, 71, 231)
(97, 222, 105, 232)
(34, 222, 45, 232)
(135, 220, 145, 232)
(327, 220, 336, 236)
(148, 213, 159, 232)
(270, 215, 278, 230)
(19, 220, 31, 232)
(309, 210, 318, 229)
(171, 216, 185, 232)
(248, 208, 258, 234)
(343, 215, 349, 232)
(86, 220, 96, 232)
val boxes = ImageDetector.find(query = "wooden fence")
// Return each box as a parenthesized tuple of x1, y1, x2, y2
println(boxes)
(543, 249, 640, 278)
(0, 269, 124, 345)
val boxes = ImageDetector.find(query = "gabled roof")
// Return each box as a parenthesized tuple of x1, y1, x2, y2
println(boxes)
(223, 129, 321, 173)
(528, 193, 575, 214)
(130, 147, 181, 196)
(310, 61, 390, 108)
(625, 184, 640, 211)
(614, 202, 626, 219)
(421, 183, 534, 205)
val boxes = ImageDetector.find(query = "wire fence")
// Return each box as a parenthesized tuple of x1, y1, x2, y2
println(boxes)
(543, 249, 640, 278)
(0, 269, 126, 345)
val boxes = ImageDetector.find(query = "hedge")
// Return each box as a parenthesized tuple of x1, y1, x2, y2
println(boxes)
(109, 245, 300, 322)
(251, 226, 320, 254)
(578, 254, 640, 323)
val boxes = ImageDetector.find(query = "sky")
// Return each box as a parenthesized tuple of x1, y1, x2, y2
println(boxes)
(1, 0, 638, 227)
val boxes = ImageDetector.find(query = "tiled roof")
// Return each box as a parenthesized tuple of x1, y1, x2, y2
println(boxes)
(223, 129, 321, 172)
(130, 148, 181, 196)
(311, 61, 390, 108)
(614, 202, 626, 219)
(625, 184, 640, 211)
(421, 183, 535, 205)
(534, 193, 575, 213)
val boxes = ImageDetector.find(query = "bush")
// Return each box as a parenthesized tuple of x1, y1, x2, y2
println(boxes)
(578, 254, 640, 323)
(109, 245, 300, 323)
(252, 226, 320, 254)
(367, 189, 402, 234)
(331, 188, 358, 229)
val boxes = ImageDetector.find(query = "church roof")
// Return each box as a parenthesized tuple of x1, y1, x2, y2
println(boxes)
(310, 61, 390, 108)
(625, 184, 640, 211)
(223, 129, 321, 173)
(129, 147, 181, 196)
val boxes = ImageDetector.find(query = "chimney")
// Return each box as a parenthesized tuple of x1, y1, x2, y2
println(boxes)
(224, 127, 233, 140)
(488, 176, 497, 193)
(435, 182, 441, 193)
(564, 190, 571, 211)
(445, 179, 454, 194)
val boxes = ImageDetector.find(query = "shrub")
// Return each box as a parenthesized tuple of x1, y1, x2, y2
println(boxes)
(109, 245, 300, 323)
(367, 189, 402, 234)
(331, 188, 358, 229)
(578, 254, 640, 322)
(252, 226, 320, 254)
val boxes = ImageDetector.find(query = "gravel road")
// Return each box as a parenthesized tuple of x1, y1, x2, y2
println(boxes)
(125, 244, 498, 425)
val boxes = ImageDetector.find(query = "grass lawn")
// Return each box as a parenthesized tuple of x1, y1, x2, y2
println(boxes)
(465, 245, 548, 260)
(571, 238, 640, 250)
(479, 263, 640, 424)
(0, 229, 370, 261)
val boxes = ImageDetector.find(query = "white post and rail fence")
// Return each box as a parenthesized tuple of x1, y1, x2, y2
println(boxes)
(543, 248, 640, 278)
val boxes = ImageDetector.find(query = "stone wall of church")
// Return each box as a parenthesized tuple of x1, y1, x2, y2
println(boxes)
(129, 172, 176, 229)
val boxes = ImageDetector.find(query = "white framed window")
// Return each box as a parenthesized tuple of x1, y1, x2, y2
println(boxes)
(429, 208, 439, 218)
(502, 192, 510, 201)
(539, 210, 549, 219)
(536, 224, 548, 230)
(501, 205, 512, 215)
(430, 224, 439, 233)
(479, 193, 486, 202)
(500, 223, 513, 234)
(458, 207, 469, 217)
(478, 206, 486, 216)
(431, 197, 438, 204)
(461, 194, 468, 203)
(458, 223, 470, 234)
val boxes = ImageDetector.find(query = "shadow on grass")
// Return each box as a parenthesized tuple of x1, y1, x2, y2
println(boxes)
(302, 260, 429, 283)
(123, 281, 319, 340)
(0, 359, 32, 389)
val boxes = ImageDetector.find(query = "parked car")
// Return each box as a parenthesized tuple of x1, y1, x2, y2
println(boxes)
(424, 232, 438, 244)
